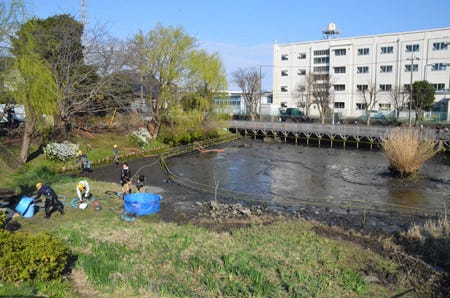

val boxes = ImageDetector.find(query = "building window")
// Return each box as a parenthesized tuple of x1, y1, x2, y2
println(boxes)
(335, 49, 346, 56)
(433, 83, 445, 91)
(406, 44, 420, 52)
(281, 86, 288, 92)
(334, 102, 345, 109)
(357, 66, 369, 74)
(298, 53, 306, 59)
(230, 96, 241, 106)
(334, 84, 345, 91)
(281, 70, 288, 76)
(380, 65, 393, 73)
(281, 54, 288, 61)
(314, 57, 329, 64)
(297, 69, 306, 75)
(313, 66, 329, 73)
(379, 84, 392, 91)
(356, 84, 368, 92)
(381, 46, 393, 54)
(405, 64, 418, 72)
(356, 103, 367, 110)
(357, 48, 369, 55)
(431, 63, 447, 71)
(433, 42, 448, 51)
(334, 66, 346, 74)
(403, 84, 411, 92)
(379, 103, 391, 110)
(313, 49, 329, 56)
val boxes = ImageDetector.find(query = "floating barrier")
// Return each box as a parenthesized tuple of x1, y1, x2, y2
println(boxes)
(124, 193, 162, 216)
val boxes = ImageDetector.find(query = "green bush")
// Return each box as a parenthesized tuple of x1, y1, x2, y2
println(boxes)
(0, 210, 6, 229)
(0, 230, 70, 282)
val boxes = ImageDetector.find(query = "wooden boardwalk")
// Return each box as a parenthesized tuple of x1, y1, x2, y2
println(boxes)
(228, 120, 450, 149)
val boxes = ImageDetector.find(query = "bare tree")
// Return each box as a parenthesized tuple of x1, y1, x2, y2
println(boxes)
(310, 73, 333, 124)
(357, 82, 378, 125)
(388, 85, 408, 120)
(295, 73, 315, 116)
(232, 67, 261, 120)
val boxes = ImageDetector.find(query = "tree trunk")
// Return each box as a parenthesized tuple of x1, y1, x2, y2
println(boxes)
(19, 120, 34, 164)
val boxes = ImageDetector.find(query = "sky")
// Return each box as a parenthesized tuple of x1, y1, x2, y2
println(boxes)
(30, 0, 450, 91)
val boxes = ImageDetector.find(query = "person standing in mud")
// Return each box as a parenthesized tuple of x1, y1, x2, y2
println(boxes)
(34, 183, 64, 218)
(120, 162, 132, 195)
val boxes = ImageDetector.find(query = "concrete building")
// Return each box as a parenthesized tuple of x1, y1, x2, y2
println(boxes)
(215, 91, 276, 117)
(272, 26, 450, 121)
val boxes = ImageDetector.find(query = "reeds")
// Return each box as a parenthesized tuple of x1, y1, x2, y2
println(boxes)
(382, 127, 441, 178)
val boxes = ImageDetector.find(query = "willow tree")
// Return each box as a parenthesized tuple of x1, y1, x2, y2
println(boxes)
(130, 24, 196, 138)
(10, 51, 59, 163)
(183, 49, 227, 115)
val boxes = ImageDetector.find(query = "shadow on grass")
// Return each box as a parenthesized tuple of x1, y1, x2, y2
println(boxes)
(26, 144, 44, 163)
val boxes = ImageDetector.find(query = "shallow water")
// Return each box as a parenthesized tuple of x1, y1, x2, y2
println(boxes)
(167, 139, 450, 213)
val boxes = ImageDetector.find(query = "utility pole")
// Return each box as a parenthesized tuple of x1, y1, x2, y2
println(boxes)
(407, 56, 420, 127)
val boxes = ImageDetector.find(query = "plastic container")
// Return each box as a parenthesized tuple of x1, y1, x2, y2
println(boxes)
(123, 193, 162, 216)
(15, 196, 35, 218)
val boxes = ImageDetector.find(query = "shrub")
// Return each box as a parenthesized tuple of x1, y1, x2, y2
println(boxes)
(382, 127, 441, 177)
(0, 230, 70, 282)
(0, 210, 6, 229)
(43, 141, 79, 161)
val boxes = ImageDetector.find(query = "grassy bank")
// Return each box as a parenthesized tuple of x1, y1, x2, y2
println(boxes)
(0, 131, 166, 191)
(4, 182, 431, 297)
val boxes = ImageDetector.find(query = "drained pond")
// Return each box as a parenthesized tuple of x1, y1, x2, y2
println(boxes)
(166, 139, 450, 216)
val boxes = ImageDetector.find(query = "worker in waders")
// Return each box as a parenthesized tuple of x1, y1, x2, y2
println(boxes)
(35, 183, 64, 218)
(77, 150, 91, 174)
(76, 180, 91, 201)
(120, 162, 132, 195)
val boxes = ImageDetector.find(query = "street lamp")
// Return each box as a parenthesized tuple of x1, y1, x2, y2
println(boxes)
(257, 64, 273, 121)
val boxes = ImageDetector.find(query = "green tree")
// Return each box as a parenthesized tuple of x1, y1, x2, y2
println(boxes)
(10, 14, 117, 135)
(8, 34, 59, 163)
(411, 80, 435, 125)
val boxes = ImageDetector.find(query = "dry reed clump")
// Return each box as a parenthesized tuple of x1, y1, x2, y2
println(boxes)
(381, 127, 441, 177)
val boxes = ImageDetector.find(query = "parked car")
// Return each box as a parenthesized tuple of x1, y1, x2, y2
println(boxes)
(279, 107, 309, 122)
(360, 110, 386, 121)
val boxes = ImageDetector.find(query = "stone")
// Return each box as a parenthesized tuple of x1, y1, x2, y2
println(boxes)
(363, 276, 380, 283)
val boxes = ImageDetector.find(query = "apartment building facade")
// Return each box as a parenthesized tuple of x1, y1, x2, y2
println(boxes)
(272, 27, 450, 121)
